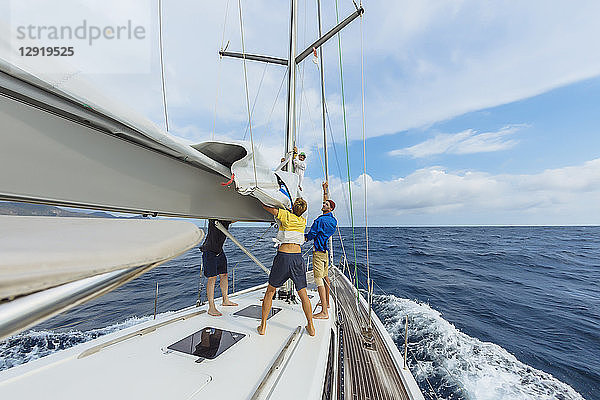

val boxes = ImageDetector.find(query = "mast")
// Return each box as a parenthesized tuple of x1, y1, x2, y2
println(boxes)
(317, 0, 328, 185)
(284, 0, 298, 171)
(220, 0, 363, 174)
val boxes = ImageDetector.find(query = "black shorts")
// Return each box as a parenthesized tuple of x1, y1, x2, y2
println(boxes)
(268, 252, 307, 291)
(202, 250, 227, 278)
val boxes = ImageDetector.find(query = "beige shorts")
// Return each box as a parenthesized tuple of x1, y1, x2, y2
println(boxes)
(312, 251, 329, 287)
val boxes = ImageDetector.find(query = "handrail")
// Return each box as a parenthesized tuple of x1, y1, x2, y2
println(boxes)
(0, 264, 163, 341)
(250, 326, 303, 400)
(78, 309, 206, 359)
(404, 316, 409, 369)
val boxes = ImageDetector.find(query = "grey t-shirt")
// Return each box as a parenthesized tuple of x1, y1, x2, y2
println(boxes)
(201, 219, 231, 254)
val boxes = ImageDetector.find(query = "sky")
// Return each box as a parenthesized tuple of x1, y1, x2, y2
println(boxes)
(2, 0, 600, 226)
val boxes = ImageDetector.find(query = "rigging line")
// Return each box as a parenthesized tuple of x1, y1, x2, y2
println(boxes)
(314, 136, 327, 178)
(297, 58, 306, 145)
(349, 265, 452, 400)
(242, 61, 269, 140)
(303, 88, 353, 232)
(158, 0, 169, 132)
(295, 0, 309, 146)
(360, 12, 370, 289)
(230, 223, 275, 271)
(213, 0, 232, 140)
(237, 0, 258, 186)
(265, 67, 288, 131)
(408, 347, 443, 400)
(324, 97, 351, 225)
(335, 0, 359, 296)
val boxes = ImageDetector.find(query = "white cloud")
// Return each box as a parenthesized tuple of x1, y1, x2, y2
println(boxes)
(3, 1, 599, 145)
(389, 125, 522, 158)
(300, 159, 600, 226)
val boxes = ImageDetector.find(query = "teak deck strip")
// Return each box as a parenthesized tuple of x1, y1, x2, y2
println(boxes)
(331, 269, 410, 400)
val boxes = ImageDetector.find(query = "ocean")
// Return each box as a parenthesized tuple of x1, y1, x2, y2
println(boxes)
(1, 226, 598, 399)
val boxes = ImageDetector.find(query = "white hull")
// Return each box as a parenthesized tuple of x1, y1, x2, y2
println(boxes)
(0, 268, 424, 399)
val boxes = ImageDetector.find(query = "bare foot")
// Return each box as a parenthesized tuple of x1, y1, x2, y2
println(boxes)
(257, 325, 266, 335)
(317, 301, 331, 309)
(305, 324, 316, 336)
(222, 300, 238, 306)
(313, 311, 329, 319)
(208, 308, 222, 316)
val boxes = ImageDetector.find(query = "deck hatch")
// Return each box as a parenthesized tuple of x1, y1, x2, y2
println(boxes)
(167, 327, 245, 360)
(234, 304, 281, 320)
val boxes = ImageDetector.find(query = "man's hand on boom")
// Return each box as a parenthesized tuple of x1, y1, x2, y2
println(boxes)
(262, 204, 278, 216)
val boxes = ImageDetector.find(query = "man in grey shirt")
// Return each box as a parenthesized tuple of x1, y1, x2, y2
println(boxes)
(201, 219, 237, 316)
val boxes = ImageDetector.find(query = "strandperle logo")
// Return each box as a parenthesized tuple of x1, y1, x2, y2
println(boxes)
(15, 20, 147, 46)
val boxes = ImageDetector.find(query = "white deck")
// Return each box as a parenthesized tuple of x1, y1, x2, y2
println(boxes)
(0, 283, 334, 399)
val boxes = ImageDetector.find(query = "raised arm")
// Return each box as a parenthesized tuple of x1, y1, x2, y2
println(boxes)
(262, 204, 278, 216)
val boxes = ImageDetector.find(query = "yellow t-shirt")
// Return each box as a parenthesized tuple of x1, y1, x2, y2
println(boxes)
(276, 209, 306, 233)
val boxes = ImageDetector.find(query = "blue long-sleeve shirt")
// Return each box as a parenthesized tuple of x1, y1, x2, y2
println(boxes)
(305, 212, 337, 252)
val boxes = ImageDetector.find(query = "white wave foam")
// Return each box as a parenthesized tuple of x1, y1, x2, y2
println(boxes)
(0, 315, 155, 371)
(375, 294, 585, 400)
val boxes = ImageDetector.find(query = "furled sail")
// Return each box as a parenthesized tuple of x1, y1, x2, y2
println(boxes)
(192, 141, 301, 210)
(0, 51, 274, 220)
(0, 216, 203, 301)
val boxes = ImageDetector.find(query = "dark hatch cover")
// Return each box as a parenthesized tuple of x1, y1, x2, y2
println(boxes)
(234, 304, 281, 320)
(167, 327, 245, 360)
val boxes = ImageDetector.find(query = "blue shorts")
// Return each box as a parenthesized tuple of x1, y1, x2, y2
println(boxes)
(202, 250, 227, 278)
(268, 252, 307, 291)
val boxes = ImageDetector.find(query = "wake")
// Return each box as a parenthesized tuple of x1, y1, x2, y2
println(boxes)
(375, 294, 585, 400)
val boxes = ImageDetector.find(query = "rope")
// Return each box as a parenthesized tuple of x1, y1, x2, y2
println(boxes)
(265, 67, 288, 135)
(295, 0, 309, 146)
(324, 93, 352, 223)
(346, 265, 444, 399)
(230, 223, 276, 271)
(158, 0, 169, 132)
(242, 61, 269, 140)
(213, 0, 232, 140)
(237, 0, 258, 186)
(335, 0, 359, 299)
(359, 11, 371, 290)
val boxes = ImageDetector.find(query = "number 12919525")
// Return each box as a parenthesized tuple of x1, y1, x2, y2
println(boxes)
(19, 47, 75, 56)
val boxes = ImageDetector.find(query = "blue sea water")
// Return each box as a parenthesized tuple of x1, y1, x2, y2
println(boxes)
(1, 226, 598, 399)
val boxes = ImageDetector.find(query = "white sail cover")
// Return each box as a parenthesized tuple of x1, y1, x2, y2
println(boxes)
(1, 21, 300, 213)
(0, 21, 231, 178)
(0, 216, 203, 300)
(192, 141, 301, 210)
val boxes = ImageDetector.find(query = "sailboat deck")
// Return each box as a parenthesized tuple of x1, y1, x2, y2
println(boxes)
(0, 269, 423, 400)
(0, 281, 334, 400)
(330, 268, 422, 400)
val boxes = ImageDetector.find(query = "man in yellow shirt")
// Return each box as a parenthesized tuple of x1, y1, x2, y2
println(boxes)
(258, 198, 315, 336)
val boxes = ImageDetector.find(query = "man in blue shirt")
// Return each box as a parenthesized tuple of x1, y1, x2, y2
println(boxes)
(305, 182, 337, 319)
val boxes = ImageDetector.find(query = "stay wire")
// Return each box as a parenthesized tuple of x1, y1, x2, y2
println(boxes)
(265, 67, 289, 134)
(359, 12, 370, 289)
(158, 0, 169, 132)
(242, 61, 269, 140)
(230, 223, 276, 272)
(308, 89, 352, 227)
(237, 0, 258, 186)
(213, 0, 232, 139)
(324, 97, 351, 223)
(334, 0, 359, 299)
